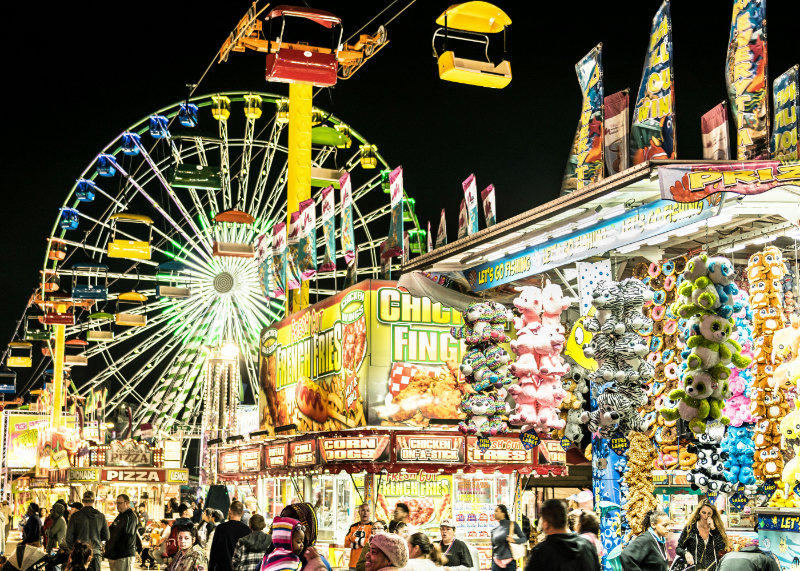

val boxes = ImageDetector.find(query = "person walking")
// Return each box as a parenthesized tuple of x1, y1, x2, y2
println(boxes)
(619, 510, 670, 571)
(0, 501, 12, 543)
(365, 533, 409, 571)
(21, 503, 43, 546)
(105, 494, 138, 571)
(404, 532, 447, 571)
(164, 525, 208, 571)
(575, 511, 604, 560)
(200, 509, 219, 556)
(61, 491, 110, 571)
(152, 519, 172, 570)
(241, 498, 258, 527)
(208, 501, 250, 571)
(675, 500, 729, 571)
(346, 504, 373, 571)
(523, 500, 599, 571)
(231, 514, 271, 571)
(437, 519, 472, 571)
(357, 521, 386, 571)
(716, 540, 780, 571)
(44, 503, 67, 552)
(490, 505, 526, 571)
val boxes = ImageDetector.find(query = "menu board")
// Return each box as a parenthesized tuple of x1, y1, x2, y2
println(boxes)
(265, 444, 288, 469)
(454, 477, 501, 539)
(219, 450, 240, 473)
(466, 436, 532, 464)
(395, 434, 464, 463)
(289, 440, 317, 466)
(318, 435, 391, 463)
(239, 447, 263, 472)
(376, 471, 452, 534)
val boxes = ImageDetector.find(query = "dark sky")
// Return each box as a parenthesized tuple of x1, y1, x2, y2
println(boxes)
(2, 0, 797, 381)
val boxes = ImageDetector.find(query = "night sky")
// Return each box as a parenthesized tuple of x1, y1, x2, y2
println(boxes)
(2, 0, 797, 397)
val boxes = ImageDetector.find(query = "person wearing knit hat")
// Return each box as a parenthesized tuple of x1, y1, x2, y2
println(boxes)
(365, 532, 409, 571)
(280, 503, 318, 548)
(261, 517, 304, 571)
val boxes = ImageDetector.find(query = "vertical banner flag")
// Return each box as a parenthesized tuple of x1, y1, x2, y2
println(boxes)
(271, 222, 287, 297)
(457, 200, 468, 240)
(403, 231, 410, 264)
(772, 65, 798, 162)
(462, 174, 479, 235)
(380, 241, 391, 280)
(343, 247, 358, 288)
(481, 185, 497, 227)
(340, 172, 356, 266)
(604, 89, 630, 175)
(383, 166, 404, 259)
(320, 186, 336, 272)
(256, 233, 270, 298)
(631, 1, 676, 165)
(298, 199, 317, 281)
(701, 102, 731, 159)
(427, 221, 433, 253)
(436, 209, 447, 248)
(562, 44, 605, 193)
(725, 0, 769, 160)
(286, 212, 301, 290)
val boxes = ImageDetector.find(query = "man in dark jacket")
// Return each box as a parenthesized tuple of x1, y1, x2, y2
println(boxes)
(524, 499, 600, 571)
(717, 543, 780, 571)
(105, 494, 139, 571)
(209, 501, 250, 571)
(619, 511, 670, 571)
(21, 502, 42, 546)
(438, 519, 473, 571)
(62, 491, 111, 571)
(174, 504, 195, 527)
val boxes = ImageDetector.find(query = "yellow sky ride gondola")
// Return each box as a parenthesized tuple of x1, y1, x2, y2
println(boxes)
(433, 2, 512, 89)
(115, 291, 148, 327)
(108, 213, 154, 260)
(7, 342, 33, 368)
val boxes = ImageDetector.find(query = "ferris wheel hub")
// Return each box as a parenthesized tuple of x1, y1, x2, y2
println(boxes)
(213, 271, 235, 294)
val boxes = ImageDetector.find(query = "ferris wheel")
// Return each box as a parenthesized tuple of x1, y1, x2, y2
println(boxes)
(11, 91, 422, 435)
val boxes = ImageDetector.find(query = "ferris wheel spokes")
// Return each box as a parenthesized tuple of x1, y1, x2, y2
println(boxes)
(248, 121, 284, 217)
(218, 116, 232, 211)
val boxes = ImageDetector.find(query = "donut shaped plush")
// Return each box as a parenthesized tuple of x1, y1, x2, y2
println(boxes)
(674, 256, 688, 274)
(653, 289, 667, 306)
(638, 321, 654, 336)
(651, 381, 665, 397)
(679, 449, 697, 468)
(664, 275, 676, 291)
(663, 320, 678, 335)
(634, 263, 649, 280)
(662, 261, 675, 276)
(650, 274, 665, 289)
(647, 352, 661, 365)
(648, 262, 662, 277)
(665, 304, 677, 320)
(642, 276, 651, 287)
(653, 321, 665, 336)
(652, 305, 666, 321)
(649, 336, 664, 352)
(664, 362, 679, 380)
(661, 349, 675, 364)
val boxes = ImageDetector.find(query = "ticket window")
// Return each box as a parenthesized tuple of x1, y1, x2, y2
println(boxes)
(453, 473, 512, 543)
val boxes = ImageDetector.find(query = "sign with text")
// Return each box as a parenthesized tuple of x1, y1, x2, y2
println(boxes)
(167, 469, 189, 484)
(395, 434, 465, 463)
(5, 414, 75, 468)
(467, 436, 532, 464)
(318, 435, 391, 463)
(376, 471, 452, 532)
(659, 161, 800, 202)
(219, 450, 240, 473)
(265, 444, 288, 469)
(105, 440, 154, 467)
(69, 467, 100, 482)
(466, 198, 717, 291)
(102, 469, 166, 482)
(289, 440, 317, 466)
(239, 447, 263, 472)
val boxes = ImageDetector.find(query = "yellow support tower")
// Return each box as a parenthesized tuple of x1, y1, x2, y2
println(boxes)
(287, 83, 313, 314)
(51, 322, 66, 428)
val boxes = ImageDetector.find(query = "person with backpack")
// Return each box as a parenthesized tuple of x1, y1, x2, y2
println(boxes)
(61, 491, 110, 571)
(105, 495, 138, 571)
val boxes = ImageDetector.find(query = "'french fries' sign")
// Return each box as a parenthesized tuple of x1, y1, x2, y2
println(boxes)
(466, 436, 531, 464)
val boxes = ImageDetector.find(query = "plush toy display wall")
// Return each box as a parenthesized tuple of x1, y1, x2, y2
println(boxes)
(621, 432, 659, 539)
(454, 301, 513, 437)
(507, 282, 573, 435)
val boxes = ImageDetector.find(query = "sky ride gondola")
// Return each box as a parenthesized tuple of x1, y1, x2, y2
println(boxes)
(178, 103, 199, 127)
(107, 213, 153, 260)
(115, 291, 147, 327)
(64, 339, 89, 366)
(24, 308, 51, 341)
(0, 367, 15, 394)
(96, 154, 116, 177)
(122, 132, 141, 155)
(86, 312, 114, 342)
(47, 238, 67, 261)
(59, 207, 79, 230)
(156, 262, 192, 299)
(41, 269, 60, 292)
(212, 210, 255, 258)
(7, 342, 32, 368)
(75, 180, 97, 202)
(71, 263, 109, 301)
(433, 2, 512, 89)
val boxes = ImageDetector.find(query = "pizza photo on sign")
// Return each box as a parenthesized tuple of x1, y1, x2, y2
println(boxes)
(375, 360, 468, 427)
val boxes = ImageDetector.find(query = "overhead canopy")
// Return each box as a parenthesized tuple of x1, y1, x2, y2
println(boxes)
(88, 312, 114, 320)
(267, 5, 341, 27)
(214, 210, 255, 225)
(435, 2, 512, 33)
(158, 261, 189, 272)
(110, 213, 154, 225)
(118, 292, 147, 302)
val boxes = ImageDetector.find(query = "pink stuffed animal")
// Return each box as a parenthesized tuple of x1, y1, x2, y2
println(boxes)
(541, 280, 573, 328)
(533, 378, 568, 430)
(509, 328, 541, 378)
(508, 376, 540, 426)
(724, 394, 756, 426)
(529, 322, 570, 378)
(512, 286, 542, 332)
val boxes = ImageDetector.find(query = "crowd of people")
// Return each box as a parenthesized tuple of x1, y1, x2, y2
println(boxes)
(0, 494, 782, 571)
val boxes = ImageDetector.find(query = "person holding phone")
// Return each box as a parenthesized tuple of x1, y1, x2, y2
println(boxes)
(676, 501, 729, 571)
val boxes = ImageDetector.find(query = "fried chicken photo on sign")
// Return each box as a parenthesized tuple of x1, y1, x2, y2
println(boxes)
(385, 361, 468, 423)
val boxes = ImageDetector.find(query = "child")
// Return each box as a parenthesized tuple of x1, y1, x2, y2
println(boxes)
(260, 517, 304, 571)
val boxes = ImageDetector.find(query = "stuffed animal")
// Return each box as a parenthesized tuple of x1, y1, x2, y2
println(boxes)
(451, 302, 494, 345)
(507, 376, 539, 428)
(531, 378, 568, 431)
(514, 322, 570, 379)
(541, 280, 573, 328)
(459, 392, 508, 436)
(459, 347, 497, 391)
(512, 286, 542, 332)
(580, 391, 621, 439)
(584, 281, 625, 335)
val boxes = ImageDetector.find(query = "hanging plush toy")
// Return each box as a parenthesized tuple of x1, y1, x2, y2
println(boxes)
(621, 432, 659, 540)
